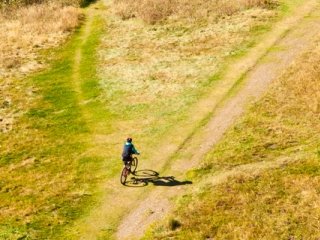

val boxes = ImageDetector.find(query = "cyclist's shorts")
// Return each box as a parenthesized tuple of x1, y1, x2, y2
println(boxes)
(122, 156, 132, 161)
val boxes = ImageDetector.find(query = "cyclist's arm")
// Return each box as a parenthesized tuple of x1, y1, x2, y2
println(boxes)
(132, 145, 140, 154)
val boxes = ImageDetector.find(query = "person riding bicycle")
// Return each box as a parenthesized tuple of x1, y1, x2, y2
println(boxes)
(122, 138, 140, 165)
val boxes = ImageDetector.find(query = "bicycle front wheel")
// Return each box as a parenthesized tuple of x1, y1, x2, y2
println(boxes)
(120, 167, 129, 185)
(131, 157, 138, 173)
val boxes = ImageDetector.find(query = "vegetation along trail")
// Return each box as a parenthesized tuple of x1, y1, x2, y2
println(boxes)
(117, 1, 320, 239)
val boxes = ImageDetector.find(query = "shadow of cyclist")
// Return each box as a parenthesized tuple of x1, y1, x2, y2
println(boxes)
(124, 169, 192, 187)
(148, 176, 192, 187)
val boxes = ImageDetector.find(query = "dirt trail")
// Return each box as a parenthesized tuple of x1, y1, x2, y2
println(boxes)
(117, 2, 320, 239)
(198, 154, 304, 191)
(66, 0, 320, 239)
(73, 9, 94, 100)
(118, 154, 302, 240)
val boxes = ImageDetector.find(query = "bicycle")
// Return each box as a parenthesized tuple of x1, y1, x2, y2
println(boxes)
(120, 155, 138, 185)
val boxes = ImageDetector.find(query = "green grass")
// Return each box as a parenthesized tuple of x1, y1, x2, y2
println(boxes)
(79, 17, 116, 132)
(97, 0, 307, 165)
(0, 13, 107, 240)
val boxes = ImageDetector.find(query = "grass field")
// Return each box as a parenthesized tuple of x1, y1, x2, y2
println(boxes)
(0, 2, 82, 80)
(143, 31, 320, 240)
(97, 0, 279, 159)
(114, 0, 276, 24)
(0, 0, 311, 238)
(0, 13, 106, 239)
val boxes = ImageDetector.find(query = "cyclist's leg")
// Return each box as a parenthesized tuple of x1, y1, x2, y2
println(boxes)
(122, 155, 130, 165)
(123, 156, 131, 169)
(126, 156, 133, 172)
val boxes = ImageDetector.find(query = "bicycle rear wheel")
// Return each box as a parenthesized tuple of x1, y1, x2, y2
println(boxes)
(131, 157, 138, 173)
(120, 167, 129, 185)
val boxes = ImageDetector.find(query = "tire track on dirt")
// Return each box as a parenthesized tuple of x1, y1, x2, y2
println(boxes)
(117, 2, 320, 239)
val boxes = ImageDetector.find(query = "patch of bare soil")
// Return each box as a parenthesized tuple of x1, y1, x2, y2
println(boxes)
(116, 1, 320, 239)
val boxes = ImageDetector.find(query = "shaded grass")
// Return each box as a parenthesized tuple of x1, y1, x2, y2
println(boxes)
(0, 0, 93, 8)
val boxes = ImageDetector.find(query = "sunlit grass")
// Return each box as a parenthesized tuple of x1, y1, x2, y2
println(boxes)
(0, 0, 309, 238)
(0, 15, 106, 239)
(144, 30, 320, 240)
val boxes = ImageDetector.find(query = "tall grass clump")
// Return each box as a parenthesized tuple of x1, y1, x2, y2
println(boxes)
(114, 0, 276, 24)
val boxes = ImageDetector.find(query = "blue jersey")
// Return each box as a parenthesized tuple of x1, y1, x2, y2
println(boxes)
(122, 142, 139, 159)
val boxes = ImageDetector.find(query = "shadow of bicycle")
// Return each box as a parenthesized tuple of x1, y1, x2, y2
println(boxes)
(123, 169, 193, 187)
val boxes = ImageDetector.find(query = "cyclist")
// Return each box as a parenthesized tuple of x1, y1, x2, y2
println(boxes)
(122, 137, 140, 165)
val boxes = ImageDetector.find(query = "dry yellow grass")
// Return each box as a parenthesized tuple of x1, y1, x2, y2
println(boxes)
(114, 0, 276, 24)
(196, 38, 320, 170)
(99, 5, 275, 113)
(0, 0, 85, 8)
(0, 2, 81, 79)
(0, 2, 81, 138)
(160, 158, 320, 239)
(275, 51, 320, 114)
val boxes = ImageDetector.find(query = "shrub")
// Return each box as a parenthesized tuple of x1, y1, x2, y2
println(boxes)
(168, 218, 181, 231)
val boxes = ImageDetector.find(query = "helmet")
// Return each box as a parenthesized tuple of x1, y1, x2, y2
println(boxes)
(127, 137, 132, 143)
